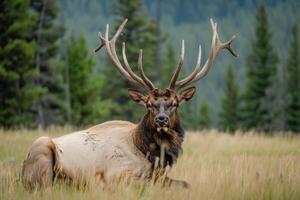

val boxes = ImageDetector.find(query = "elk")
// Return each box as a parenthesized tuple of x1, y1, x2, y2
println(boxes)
(21, 18, 237, 189)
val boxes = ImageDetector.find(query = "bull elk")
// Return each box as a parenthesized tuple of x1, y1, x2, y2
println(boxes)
(21, 18, 237, 189)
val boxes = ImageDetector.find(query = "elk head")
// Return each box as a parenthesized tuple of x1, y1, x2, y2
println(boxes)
(94, 19, 238, 133)
(127, 87, 196, 133)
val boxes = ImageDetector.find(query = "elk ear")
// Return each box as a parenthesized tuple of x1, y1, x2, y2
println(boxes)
(128, 88, 147, 106)
(178, 86, 196, 105)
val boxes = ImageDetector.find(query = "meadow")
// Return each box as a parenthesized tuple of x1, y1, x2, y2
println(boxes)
(0, 128, 300, 200)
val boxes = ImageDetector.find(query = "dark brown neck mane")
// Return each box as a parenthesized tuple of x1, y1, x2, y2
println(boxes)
(133, 111, 184, 169)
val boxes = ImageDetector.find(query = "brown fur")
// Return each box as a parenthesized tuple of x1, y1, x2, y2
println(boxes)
(133, 111, 184, 169)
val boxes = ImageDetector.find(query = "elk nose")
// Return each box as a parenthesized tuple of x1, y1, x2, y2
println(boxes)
(155, 115, 169, 126)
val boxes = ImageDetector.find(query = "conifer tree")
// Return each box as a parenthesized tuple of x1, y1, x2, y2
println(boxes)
(100, 0, 161, 122)
(67, 34, 110, 126)
(0, 0, 41, 127)
(220, 65, 239, 133)
(286, 25, 300, 132)
(198, 100, 211, 129)
(240, 4, 278, 132)
(30, 0, 65, 127)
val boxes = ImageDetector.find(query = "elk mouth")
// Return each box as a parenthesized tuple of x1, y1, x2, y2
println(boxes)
(156, 126, 169, 133)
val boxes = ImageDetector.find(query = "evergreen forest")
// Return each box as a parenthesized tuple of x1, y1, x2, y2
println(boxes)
(1, 0, 300, 133)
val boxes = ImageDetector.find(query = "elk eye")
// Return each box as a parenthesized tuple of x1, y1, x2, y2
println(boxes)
(146, 103, 152, 108)
(151, 102, 159, 110)
(153, 105, 160, 110)
(165, 102, 173, 109)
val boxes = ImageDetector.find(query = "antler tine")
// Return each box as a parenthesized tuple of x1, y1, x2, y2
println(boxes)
(174, 45, 202, 89)
(175, 18, 238, 89)
(94, 18, 155, 91)
(122, 42, 148, 88)
(101, 21, 134, 81)
(108, 19, 129, 68)
(93, 32, 105, 53)
(169, 40, 185, 90)
(112, 19, 128, 42)
(209, 18, 238, 57)
(104, 23, 124, 70)
(221, 35, 238, 57)
(193, 19, 238, 80)
(137, 50, 155, 90)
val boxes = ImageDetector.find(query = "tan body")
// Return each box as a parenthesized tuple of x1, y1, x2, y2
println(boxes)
(22, 121, 152, 187)
(53, 121, 151, 181)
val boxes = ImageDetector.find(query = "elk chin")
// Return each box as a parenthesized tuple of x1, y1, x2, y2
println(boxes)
(157, 127, 169, 133)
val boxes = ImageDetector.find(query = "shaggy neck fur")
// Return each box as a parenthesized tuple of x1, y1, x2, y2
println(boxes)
(133, 111, 184, 169)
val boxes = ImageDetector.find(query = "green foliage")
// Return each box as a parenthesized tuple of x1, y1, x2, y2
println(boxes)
(67, 34, 110, 126)
(178, 102, 197, 130)
(220, 65, 240, 133)
(1, 0, 300, 131)
(240, 4, 279, 132)
(160, 43, 176, 88)
(286, 25, 300, 132)
(198, 100, 211, 129)
(30, 0, 66, 127)
(0, 0, 42, 127)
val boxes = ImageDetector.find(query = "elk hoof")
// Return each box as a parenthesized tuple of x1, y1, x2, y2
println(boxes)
(180, 180, 191, 189)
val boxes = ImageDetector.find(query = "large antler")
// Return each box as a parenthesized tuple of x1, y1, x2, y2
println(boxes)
(169, 19, 238, 90)
(94, 19, 155, 91)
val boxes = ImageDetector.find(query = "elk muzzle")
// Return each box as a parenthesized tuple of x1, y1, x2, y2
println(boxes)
(155, 114, 170, 133)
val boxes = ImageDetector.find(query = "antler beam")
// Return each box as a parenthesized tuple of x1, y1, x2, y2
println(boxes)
(94, 19, 155, 91)
(169, 18, 238, 90)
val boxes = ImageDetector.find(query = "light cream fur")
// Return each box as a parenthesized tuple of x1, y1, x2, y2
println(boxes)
(22, 121, 152, 188)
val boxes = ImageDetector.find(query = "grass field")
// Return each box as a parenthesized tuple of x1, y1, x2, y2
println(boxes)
(0, 128, 300, 200)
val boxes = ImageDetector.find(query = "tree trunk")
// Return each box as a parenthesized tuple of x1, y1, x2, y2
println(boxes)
(36, 0, 47, 129)
(60, 12, 72, 125)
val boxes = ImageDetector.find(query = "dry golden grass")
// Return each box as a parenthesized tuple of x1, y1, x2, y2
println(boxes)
(1, 128, 300, 200)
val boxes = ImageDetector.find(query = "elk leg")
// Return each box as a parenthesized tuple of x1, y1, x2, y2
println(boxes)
(21, 136, 56, 189)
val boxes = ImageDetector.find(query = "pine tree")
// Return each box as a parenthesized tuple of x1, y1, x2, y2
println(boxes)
(100, 0, 161, 122)
(260, 69, 288, 132)
(198, 100, 211, 129)
(0, 0, 41, 127)
(286, 25, 300, 132)
(220, 65, 239, 133)
(67, 34, 110, 126)
(30, 0, 66, 128)
(240, 4, 279, 132)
